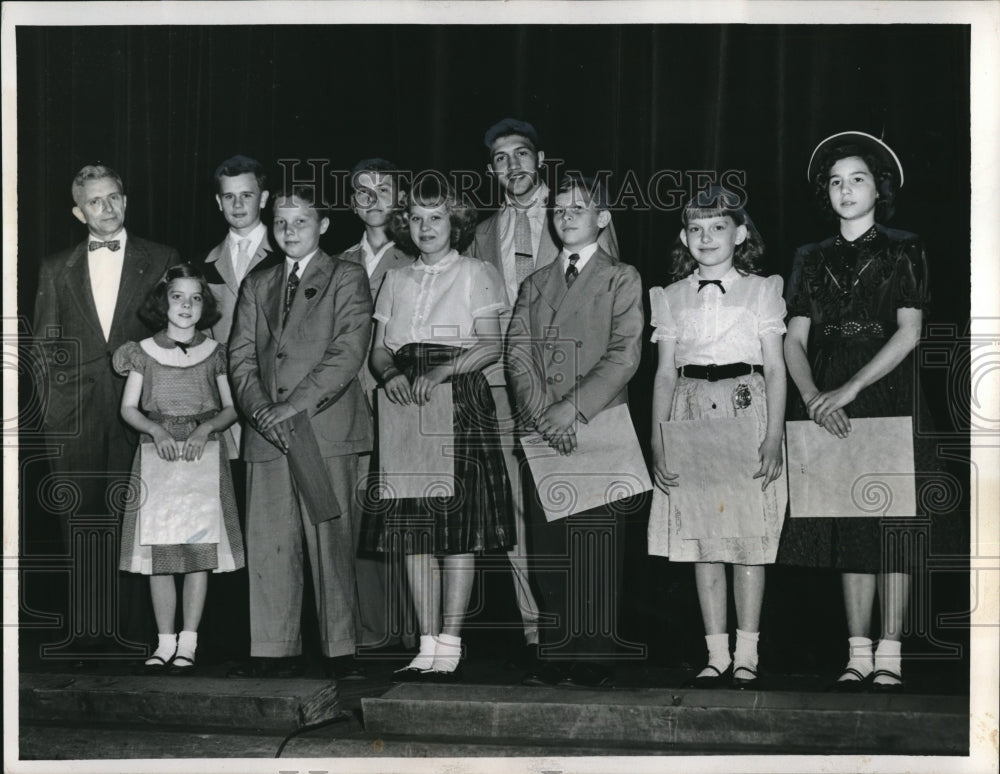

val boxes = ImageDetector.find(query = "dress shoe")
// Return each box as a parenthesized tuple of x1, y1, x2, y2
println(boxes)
(168, 655, 196, 676)
(870, 669, 904, 693)
(325, 655, 366, 681)
(683, 663, 732, 689)
(143, 654, 173, 675)
(504, 643, 540, 671)
(521, 661, 566, 687)
(827, 667, 874, 693)
(558, 661, 613, 689)
(227, 656, 305, 678)
(731, 666, 759, 690)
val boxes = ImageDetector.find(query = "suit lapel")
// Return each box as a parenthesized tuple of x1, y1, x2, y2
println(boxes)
(371, 245, 410, 288)
(248, 234, 273, 274)
(207, 240, 238, 292)
(551, 249, 615, 327)
(109, 237, 153, 344)
(537, 220, 559, 269)
(60, 241, 104, 340)
(262, 263, 286, 338)
(280, 252, 334, 340)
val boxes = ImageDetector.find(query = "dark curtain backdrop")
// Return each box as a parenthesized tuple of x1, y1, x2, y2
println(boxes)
(16, 24, 972, 676)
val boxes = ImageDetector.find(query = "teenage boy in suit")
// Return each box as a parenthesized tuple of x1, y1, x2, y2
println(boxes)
(228, 184, 372, 679)
(468, 119, 620, 669)
(32, 163, 179, 654)
(336, 158, 413, 651)
(506, 174, 643, 688)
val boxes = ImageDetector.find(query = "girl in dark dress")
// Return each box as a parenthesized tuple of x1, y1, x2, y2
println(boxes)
(779, 132, 931, 692)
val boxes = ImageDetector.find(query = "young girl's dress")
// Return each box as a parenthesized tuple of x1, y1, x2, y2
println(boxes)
(647, 268, 787, 564)
(113, 333, 245, 575)
(776, 224, 942, 573)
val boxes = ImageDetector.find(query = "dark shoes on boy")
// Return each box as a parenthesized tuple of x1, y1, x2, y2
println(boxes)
(227, 656, 305, 679)
(522, 660, 613, 689)
(325, 655, 366, 681)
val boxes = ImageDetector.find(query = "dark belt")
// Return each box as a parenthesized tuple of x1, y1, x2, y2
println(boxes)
(678, 363, 763, 382)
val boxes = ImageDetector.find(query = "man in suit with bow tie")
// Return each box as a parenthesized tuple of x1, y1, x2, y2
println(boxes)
(32, 163, 180, 653)
(467, 119, 620, 670)
(228, 184, 373, 679)
(507, 174, 642, 689)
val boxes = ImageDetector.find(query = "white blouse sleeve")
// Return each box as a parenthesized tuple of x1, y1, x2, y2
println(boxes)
(469, 259, 509, 317)
(649, 286, 677, 342)
(757, 274, 787, 337)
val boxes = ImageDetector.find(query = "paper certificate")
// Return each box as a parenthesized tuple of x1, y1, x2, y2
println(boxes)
(785, 416, 916, 518)
(377, 383, 455, 499)
(139, 441, 222, 545)
(659, 416, 773, 539)
(521, 403, 652, 521)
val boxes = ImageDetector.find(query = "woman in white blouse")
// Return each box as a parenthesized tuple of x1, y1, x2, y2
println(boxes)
(368, 174, 515, 680)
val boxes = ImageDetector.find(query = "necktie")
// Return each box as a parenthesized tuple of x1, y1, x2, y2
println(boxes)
(565, 253, 580, 287)
(513, 208, 534, 286)
(697, 279, 725, 294)
(235, 238, 251, 282)
(283, 262, 300, 323)
(89, 240, 121, 252)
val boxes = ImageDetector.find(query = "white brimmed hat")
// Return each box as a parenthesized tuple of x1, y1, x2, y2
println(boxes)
(807, 131, 904, 187)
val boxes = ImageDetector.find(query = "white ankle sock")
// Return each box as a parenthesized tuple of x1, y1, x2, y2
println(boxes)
(146, 633, 177, 665)
(399, 634, 438, 672)
(175, 630, 198, 663)
(838, 636, 874, 681)
(697, 633, 731, 678)
(873, 638, 902, 684)
(733, 629, 759, 677)
(430, 633, 462, 673)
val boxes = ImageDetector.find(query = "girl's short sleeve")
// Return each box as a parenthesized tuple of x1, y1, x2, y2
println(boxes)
(112, 341, 145, 376)
(469, 259, 509, 317)
(211, 341, 228, 377)
(893, 238, 931, 311)
(757, 275, 788, 336)
(373, 268, 396, 324)
(785, 246, 814, 319)
(649, 286, 677, 342)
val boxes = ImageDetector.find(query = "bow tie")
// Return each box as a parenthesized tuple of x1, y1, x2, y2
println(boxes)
(697, 279, 725, 293)
(89, 240, 121, 252)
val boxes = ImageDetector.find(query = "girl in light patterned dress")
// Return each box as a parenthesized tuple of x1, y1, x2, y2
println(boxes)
(114, 264, 244, 675)
(648, 187, 787, 690)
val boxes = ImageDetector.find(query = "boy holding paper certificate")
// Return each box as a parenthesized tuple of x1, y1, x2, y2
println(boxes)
(507, 174, 643, 688)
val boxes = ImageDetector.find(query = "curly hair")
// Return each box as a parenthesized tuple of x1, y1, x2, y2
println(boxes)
(139, 263, 221, 332)
(669, 187, 765, 282)
(388, 172, 478, 256)
(812, 145, 897, 222)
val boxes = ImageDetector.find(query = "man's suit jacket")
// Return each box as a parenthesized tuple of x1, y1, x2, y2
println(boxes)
(468, 206, 620, 292)
(336, 240, 413, 401)
(203, 233, 275, 345)
(228, 250, 374, 463)
(33, 234, 180, 441)
(506, 247, 643, 427)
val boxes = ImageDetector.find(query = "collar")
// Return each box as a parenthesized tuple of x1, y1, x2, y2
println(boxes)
(228, 221, 267, 250)
(561, 242, 599, 262)
(153, 329, 207, 350)
(688, 266, 741, 287)
(286, 250, 318, 276)
(415, 249, 461, 274)
(503, 181, 549, 215)
(834, 224, 880, 247)
(360, 232, 395, 262)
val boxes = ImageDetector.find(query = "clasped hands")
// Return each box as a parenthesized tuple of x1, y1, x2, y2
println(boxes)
(529, 400, 578, 456)
(253, 401, 299, 453)
(382, 368, 446, 406)
(804, 382, 857, 439)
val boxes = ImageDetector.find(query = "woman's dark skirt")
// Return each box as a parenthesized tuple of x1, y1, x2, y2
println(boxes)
(363, 343, 515, 556)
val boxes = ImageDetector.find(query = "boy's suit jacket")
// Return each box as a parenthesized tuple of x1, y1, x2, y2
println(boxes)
(469, 208, 620, 282)
(33, 234, 180, 437)
(337, 240, 413, 403)
(202, 233, 275, 345)
(506, 247, 643, 427)
(228, 250, 374, 463)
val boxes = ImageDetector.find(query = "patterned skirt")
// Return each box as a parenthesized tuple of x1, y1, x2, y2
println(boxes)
(120, 411, 245, 575)
(364, 343, 515, 555)
(647, 372, 787, 564)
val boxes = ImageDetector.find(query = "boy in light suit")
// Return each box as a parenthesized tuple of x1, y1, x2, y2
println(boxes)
(507, 174, 643, 689)
(228, 184, 372, 679)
